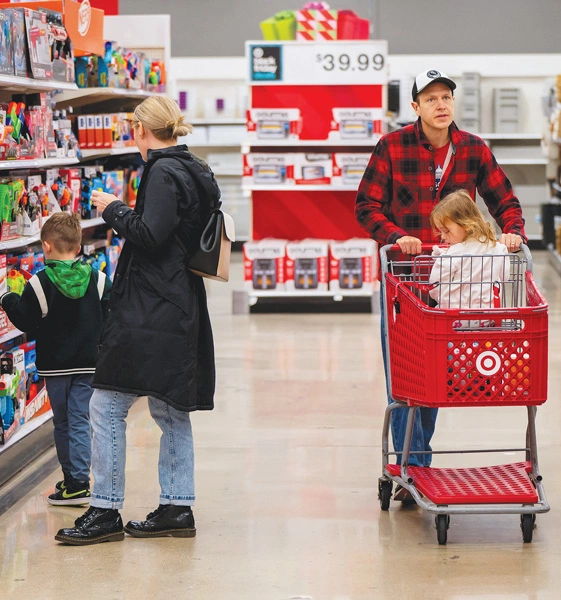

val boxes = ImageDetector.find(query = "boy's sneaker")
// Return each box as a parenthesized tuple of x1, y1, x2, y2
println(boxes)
(48, 480, 90, 506)
(55, 480, 67, 492)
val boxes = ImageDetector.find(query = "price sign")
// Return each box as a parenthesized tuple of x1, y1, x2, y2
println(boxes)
(247, 40, 388, 85)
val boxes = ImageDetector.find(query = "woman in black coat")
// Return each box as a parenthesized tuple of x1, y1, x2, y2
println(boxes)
(55, 96, 219, 546)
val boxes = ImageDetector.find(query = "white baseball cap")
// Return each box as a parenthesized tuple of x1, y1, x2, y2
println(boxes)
(412, 69, 456, 100)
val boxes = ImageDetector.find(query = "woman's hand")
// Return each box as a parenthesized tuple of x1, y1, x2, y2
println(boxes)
(91, 190, 119, 212)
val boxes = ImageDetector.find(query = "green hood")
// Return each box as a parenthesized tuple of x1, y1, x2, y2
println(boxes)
(44, 260, 93, 299)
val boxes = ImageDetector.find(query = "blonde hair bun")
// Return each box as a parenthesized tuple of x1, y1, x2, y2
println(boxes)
(134, 96, 193, 141)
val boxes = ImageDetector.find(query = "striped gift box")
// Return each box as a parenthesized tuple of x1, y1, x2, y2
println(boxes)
(296, 9, 317, 40)
(316, 9, 337, 40)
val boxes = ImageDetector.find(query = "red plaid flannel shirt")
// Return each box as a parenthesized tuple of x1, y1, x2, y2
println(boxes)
(355, 119, 526, 246)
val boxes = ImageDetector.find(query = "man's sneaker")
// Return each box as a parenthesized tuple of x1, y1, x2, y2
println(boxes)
(48, 480, 90, 506)
(55, 507, 124, 545)
(124, 504, 196, 538)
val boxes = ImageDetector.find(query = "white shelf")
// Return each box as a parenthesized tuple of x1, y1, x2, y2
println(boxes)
(248, 289, 373, 299)
(81, 217, 106, 228)
(0, 328, 24, 345)
(55, 87, 160, 103)
(243, 184, 358, 192)
(0, 217, 106, 251)
(190, 118, 246, 125)
(0, 157, 79, 171)
(497, 158, 547, 166)
(243, 138, 380, 148)
(0, 74, 77, 93)
(0, 410, 53, 456)
(189, 142, 242, 148)
(80, 147, 139, 159)
(214, 170, 243, 177)
(478, 133, 542, 141)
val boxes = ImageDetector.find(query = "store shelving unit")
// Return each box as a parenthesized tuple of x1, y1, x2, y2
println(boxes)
(233, 40, 387, 313)
(0, 74, 77, 93)
(80, 147, 139, 160)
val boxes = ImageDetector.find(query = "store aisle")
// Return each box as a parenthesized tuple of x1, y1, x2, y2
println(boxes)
(1, 252, 561, 599)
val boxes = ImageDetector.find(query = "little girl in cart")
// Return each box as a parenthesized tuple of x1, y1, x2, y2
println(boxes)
(428, 189, 510, 325)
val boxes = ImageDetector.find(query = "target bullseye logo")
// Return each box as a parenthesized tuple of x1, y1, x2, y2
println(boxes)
(476, 351, 501, 376)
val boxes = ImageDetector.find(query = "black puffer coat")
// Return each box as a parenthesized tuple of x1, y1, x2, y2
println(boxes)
(92, 145, 218, 412)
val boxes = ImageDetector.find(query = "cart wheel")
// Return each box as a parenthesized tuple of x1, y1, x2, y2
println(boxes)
(378, 479, 392, 511)
(521, 514, 534, 543)
(435, 514, 449, 545)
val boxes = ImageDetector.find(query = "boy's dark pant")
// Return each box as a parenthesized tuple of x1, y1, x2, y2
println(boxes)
(46, 374, 94, 483)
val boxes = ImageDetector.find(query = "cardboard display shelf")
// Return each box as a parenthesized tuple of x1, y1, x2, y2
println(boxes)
(0, 1, 105, 56)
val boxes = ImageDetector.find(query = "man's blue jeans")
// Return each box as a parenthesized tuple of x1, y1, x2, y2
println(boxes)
(89, 389, 195, 510)
(380, 289, 437, 467)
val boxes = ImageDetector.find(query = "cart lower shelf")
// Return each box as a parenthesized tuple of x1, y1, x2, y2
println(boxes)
(386, 461, 538, 504)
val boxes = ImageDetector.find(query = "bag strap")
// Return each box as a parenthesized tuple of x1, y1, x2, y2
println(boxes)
(96, 271, 106, 300)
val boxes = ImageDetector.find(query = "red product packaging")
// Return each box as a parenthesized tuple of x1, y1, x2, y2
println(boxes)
(285, 239, 329, 291)
(94, 115, 103, 147)
(85, 115, 95, 148)
(243, 239, 287, 291)
(242, 153, 294, 185)
(102, 115, 112, 148)
(329, 238, 377, 292)
(59, 168, 81, 213)
(246, 108, 302, 141)
(77, 115, 87, 148)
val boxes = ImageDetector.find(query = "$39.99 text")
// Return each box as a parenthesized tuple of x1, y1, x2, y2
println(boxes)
(316, 53, 385, 72)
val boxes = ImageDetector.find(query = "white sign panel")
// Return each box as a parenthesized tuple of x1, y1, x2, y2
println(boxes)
(246, 40, 388, 86)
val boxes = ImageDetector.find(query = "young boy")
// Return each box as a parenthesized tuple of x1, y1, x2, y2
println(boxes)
(0, 212, 111, 505)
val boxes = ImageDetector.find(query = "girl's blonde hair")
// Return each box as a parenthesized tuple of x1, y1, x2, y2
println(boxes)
(133, 96, 193, 141)
(430, 189, 497, 245)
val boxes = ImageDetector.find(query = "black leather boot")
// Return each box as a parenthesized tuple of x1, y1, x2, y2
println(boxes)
(55, 507, 124, 545)
(124, 504, 196, 538)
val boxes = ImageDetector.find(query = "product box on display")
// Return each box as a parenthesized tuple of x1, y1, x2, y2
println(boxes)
(243, 239, 287, 291)
(328, 108, 384, 141)
(246, 108, 302, 140)
(329, 238, 377, 292)
(293, 153, 332, 185)
(24, 9, 52, 80)
(243, 153, 293, 185)
(23, 384, 50, 424)
(331, 153, 370, 185)
(0, 10, 14, 76)
(285, 239, 329, 290)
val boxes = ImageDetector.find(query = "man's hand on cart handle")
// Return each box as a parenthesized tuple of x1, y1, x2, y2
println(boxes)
(499, 233, 523, 253)
(396, 236, 422, 255)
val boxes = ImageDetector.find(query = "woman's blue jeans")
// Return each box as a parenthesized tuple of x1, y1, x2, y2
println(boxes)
(89, 389, 195, 510)
(380, 289, 437, 467)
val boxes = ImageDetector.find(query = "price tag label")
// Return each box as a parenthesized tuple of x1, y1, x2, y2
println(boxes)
(247, 40, 388, 85)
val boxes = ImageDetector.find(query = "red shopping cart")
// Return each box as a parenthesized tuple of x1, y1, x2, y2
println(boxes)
(378, 244, 549, 544)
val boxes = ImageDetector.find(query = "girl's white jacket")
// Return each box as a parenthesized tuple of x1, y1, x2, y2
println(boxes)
(428, 239, 510, 309)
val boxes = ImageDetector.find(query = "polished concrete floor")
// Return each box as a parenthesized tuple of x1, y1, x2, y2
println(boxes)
(1, 251, 561, 599)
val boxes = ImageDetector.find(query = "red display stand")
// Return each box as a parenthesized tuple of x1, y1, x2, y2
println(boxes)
(236, 40, 387, 312)
(244, 40, 387, 241)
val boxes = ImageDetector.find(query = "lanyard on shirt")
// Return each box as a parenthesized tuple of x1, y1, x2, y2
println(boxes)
(436, 143, 454, 197)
